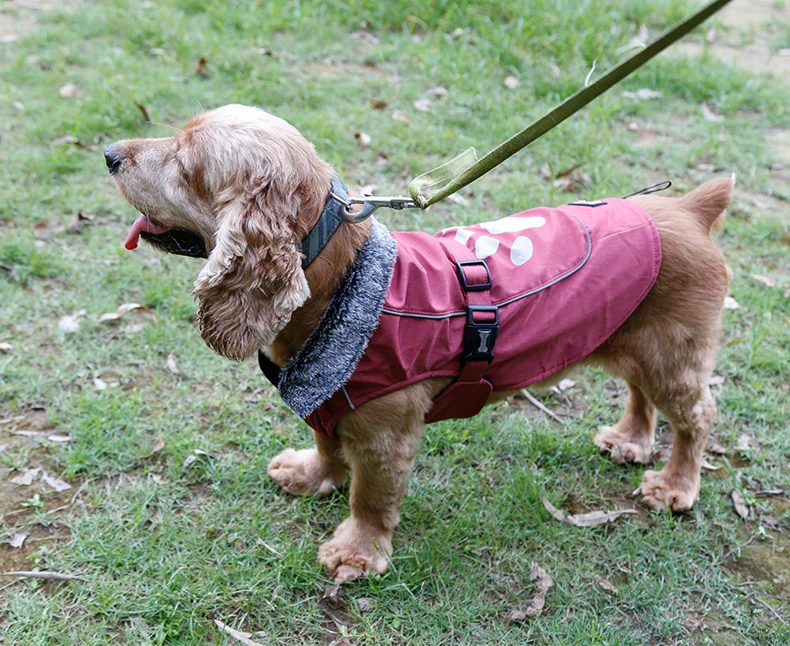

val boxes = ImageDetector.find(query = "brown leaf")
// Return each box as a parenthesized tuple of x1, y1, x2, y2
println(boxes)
(707, 437, 727, 454)
(701, 103, 724, 122)
(750, 274, 777, 288)
(392, 110, 411, 125)
(10, 467, 41, 486)
(354, 132, 371, 149)
(41, 473, 72, 492)
(166, 351, 180, 375)
(504, 75, 520, 89)
(136, 103, 151, 122)
(33, 219, 65, 239)
(356, 597, 374, 612)
(151, 437, 165, 455)
(323, 584, 341, 605)
(731, 489, 750, 520)
(622, 88, 662, 101)
(505, 563, 554, 622)
(58, 83, 79, 98)
(413, 98, 431, 113)
(196, 57, 209, 77)
(595, 575, 618, 594)
(541, 496, 637, 527)
(98, 303, 156, 323)
(370, 100, 388, 110)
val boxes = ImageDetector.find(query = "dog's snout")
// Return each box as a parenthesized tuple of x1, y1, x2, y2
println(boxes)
(104, 145, 123, 175)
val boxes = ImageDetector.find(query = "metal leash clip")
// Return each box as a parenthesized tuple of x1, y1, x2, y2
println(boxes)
(330, 192, 420, 223)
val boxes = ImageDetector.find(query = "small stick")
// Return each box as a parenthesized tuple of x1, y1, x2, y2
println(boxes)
(255, 538, 283, 557)
(520, 389, 564, 424)
(754, 597, 787, 626)
(213, 620, 268, 646)
(1, 571, 85, 582)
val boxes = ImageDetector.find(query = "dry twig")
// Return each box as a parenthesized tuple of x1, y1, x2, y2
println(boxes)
(213, 619, 268, 646)
(520, 389, 564, 423)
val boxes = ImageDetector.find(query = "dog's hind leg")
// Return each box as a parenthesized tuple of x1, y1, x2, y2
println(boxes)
(594, 382, 657, 464)
(638, 381, 717, 512)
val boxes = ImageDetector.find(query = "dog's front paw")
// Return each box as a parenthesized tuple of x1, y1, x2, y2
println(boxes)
(318, 517, 392, 583)
(594, 425, 653, 464)
(639, 469, 699, 512)
(267, 448, 347, 497)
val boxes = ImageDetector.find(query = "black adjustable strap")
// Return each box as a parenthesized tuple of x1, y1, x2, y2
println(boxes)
(455, 260, 499, 365)
(258, 351, 281, 386)
(300, 177, 348, 269)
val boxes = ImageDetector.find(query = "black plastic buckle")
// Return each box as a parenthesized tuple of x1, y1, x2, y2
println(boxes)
(456, 260, 492, 292)
(463, 305, 499, 364)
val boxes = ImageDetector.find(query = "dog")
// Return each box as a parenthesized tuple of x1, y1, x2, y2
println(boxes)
(105, 104, 732, 583)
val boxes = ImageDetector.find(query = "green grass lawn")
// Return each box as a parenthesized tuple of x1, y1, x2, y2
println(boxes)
(1, 0, 789, 644)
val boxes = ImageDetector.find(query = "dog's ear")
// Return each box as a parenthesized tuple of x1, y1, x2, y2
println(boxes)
(192, 178, 309, 361)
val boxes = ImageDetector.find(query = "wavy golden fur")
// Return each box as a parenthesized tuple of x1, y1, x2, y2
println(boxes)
(108, 105, 733, 583)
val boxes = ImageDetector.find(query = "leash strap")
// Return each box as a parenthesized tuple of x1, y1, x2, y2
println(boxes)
(409, 0, 734, 208)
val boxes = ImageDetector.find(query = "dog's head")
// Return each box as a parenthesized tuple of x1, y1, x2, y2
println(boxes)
(105, 105, 334, 361)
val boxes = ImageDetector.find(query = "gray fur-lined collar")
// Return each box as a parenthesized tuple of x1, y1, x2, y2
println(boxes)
(277, 219, 397, 418)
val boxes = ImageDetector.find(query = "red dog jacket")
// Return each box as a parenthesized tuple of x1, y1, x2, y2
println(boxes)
(262, 198, 661, 439)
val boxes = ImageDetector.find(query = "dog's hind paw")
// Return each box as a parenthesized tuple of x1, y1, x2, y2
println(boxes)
(318, 517, 392, 583)
(594, 425, 653, 464)
(639, 469, 699, 512)
(267, 448, 347, 497)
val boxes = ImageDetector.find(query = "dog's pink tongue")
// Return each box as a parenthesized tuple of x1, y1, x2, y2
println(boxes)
(125, 215, 169, 250)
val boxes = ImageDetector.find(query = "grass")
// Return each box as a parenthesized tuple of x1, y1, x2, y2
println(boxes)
(1, 0, 789, 644)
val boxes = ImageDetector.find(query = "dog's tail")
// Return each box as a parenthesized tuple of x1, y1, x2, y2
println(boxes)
(679, 175, 734, 234)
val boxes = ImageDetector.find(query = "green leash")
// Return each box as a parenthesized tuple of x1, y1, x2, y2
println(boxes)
(401, 0, 734, 211)
(337, 0, 734, 222)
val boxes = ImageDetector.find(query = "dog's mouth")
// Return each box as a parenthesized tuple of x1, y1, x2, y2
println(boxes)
(125, 214, 208, 259)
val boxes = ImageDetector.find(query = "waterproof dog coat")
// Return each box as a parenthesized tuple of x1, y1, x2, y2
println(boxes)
(259, 198, 661, 439)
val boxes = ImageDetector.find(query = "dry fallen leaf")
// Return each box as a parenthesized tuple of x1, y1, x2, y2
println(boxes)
(9, 533, 28, 549)
(701, 103, 724, 122)
(622, 88, 662, 100)
(356, 597, 374, 613)
(701, 457, 721, 471)
(750, 274, 777, 288)
(46, 434, 72, 443)
(98, 303, 156, 323)
(736, 433, 752, 450)
(413, 98, 432, 113)
(0, 342, 12, 353)
(731, 489, 749, 520)
(723, 296, 741, 310)
(707, 438, 727, 454)
(558, 379, 576, 391)
(504, 75, 520, 89)
(370, 100, 388, 110)
(196, 57, 209, 77)
(151, 437, 165, 455)
(10, 467, 41, 486)
(355, 132, 371, 149)
(541, 496, 637, 527)
(595, 575, 618, 594)
(34, 219, 65, 239)
(392, 110, 411, 125)
(58, 83, 79, 98)
(166, 351, 180, 375)
(41, 473, 72, 492)
(136, 102, 152, 122)
(93, 377, 107, 391)
(426, 86, 448, 99)
(505, 563, 554, 622)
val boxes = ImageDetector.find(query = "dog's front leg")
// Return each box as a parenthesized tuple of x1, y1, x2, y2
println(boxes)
(318, 382, 436, 583)
(268, 430, 349, 497)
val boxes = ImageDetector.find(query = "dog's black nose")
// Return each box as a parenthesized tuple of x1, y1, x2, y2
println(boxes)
(104, 145, 123, 175)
